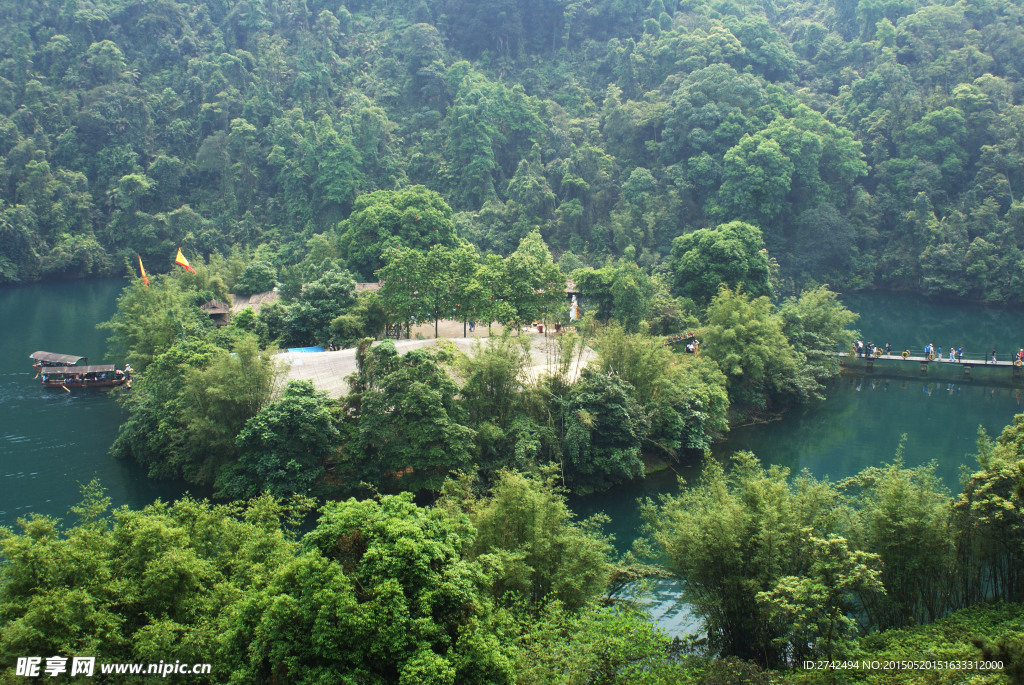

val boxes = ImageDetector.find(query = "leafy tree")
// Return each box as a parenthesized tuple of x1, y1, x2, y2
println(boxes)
(330, 290, 389, 345)
(234, 260, 277, 296)
(442, 68, 544, 212)
(495, 230, 565, 331)
(644, 453, 841, 667)
(561, 368, 649, 493)
(512, 605, 692, 684)
(236, 493, 514, 683)
(284, 267, 356, 346)
(0, 484, 302, 680)
(779, 285, 859, 381)
(572, 258, 663, 331)
(456, 334, 544, 474)
(953, 421, 1024, 606)
(337, 186, 457, 280)
(700, 286, 813, 409)
(840, 455, 955, 629)
(417, 242, 482, 337)
(670, 222, 774, 307)
(594, 324, 729, 458)
(349, 341, 475, 492)
(220, 381, 340, 499)
(445, 469, 613, 610)
(756, 534, 883, 662)
(111, 334, 278, 486)
(99, 275, 210, 373)
(377, 246, 425, 337)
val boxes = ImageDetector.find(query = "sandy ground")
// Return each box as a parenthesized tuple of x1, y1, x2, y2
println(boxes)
(277, 321, 594, 398)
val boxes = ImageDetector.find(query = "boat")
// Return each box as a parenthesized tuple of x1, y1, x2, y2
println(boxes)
(30, 351, 87, 371)
(40, 365, 129, 389)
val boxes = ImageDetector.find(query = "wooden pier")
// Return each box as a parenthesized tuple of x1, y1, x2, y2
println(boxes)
(839, 352, 1023, 378)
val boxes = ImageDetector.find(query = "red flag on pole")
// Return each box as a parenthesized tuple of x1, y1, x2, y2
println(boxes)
(138, 254, 150, 287)
(174, 247, 196, 274)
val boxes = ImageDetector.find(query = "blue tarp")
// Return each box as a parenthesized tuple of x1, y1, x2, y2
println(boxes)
(287, 346, 326, 353)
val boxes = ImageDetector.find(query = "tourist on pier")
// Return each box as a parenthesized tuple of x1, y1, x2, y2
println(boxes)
(937, 346, 942, 361)
(992, 348, 997, 363)
(924, 343, 931, 357)
(957, 346, 963, 362)
(885, 343, 891, 356)
(949, 347, 955, 362)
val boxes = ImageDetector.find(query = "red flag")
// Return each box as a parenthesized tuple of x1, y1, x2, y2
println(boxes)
(174, 247, 196, 274)
(138, 254, 150, 287)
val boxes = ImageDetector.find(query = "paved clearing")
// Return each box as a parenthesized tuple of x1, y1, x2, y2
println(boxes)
(277, 329, 595, 398)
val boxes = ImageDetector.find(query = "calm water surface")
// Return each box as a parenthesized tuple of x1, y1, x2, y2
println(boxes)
(0, 279, 190, 528)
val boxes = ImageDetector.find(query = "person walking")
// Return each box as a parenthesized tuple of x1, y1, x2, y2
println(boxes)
(957, 346, 963, 363)
(992, 348, 997, 364)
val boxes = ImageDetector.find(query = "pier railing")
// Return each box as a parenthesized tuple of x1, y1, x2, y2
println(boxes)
(838, 351, 1022, 377)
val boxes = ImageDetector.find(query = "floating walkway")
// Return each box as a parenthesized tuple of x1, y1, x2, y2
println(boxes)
(839, 352, 1023, 378)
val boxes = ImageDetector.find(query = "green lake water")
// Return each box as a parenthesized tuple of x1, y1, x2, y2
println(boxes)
(2, 283, 1023, 635)
(569, 292, 1024, 634)
(572, 291, 1024, 550)
(0, 279, 190, 529)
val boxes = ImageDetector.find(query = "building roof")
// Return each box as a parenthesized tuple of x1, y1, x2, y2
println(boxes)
(355, 282, 381, 292)
(30, 351, 86, 364)
(200, 299, 232, 315)
(231, 290, 280, 314)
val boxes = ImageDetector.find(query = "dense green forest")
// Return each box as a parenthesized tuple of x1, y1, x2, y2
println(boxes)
(4, 424, 1024, 682)
(2, 0, 1024, 300)
(5, 0, 1024, 680)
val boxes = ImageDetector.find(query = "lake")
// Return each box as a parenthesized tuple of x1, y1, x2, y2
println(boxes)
(0, 279, 190, 529)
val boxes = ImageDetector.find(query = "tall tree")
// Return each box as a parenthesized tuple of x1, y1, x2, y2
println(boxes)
(351, 341, 475, 492)
(337, 186, 457, 281)
(670, 221, 774, 307)
(222, 380, 340, 498)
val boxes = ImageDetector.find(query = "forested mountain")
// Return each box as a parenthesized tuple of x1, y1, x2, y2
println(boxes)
(2, 0, 1023, 300)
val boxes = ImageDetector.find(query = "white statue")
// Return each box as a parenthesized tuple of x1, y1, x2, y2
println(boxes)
(569, 294, 580, 322)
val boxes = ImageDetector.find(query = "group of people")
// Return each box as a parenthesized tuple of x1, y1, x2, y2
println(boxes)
(854, 340, 972, 362)
(851, 341, 1024, 363)
(854, 340, 891, 357)
(922, 343, 964, 362)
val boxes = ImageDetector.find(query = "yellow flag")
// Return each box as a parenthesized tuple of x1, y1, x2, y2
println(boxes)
(174, 247, 196, 274)
(137, 254, 149, 286)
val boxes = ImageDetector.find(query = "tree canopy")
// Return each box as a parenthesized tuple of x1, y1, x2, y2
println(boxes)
(2, 0, 1023, 302)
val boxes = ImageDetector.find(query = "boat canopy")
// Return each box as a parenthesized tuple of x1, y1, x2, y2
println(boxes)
(43, 365, 116, 375)
(30, 351, 87, 365)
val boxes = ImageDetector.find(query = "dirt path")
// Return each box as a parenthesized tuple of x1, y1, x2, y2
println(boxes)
(277, 324, 594, 398)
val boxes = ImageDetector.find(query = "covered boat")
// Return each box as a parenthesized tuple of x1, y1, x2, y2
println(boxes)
(30, 351, 87, 370)
(40, 365, 128, 389)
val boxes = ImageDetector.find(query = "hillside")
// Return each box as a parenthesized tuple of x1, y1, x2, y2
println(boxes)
(1, 0, 1023, 300)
